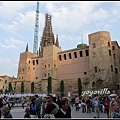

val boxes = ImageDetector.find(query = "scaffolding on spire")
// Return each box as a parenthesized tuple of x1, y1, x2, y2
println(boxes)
(33, 1, 39, 54)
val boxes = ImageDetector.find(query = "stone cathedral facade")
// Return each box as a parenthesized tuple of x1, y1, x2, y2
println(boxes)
(15, 13, 120, 96)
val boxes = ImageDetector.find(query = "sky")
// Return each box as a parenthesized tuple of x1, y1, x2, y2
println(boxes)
(0, 1, 120, 77)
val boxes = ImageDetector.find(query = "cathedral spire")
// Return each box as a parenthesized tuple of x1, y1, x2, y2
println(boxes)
(25, 43, 28, 52)
(55, 34, 59, 47)
(39, 13, 55, 57)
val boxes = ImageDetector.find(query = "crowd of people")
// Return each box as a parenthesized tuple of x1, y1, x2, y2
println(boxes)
(0, 93, 120, 118)
(71, 94, 120, 118)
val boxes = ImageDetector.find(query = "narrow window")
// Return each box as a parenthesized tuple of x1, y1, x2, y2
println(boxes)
(69, 53, 72, 59)
(109, 50, 111, 56)
(112, 46, 115, 50)
(44, 74, 46, 77)
(84, 72, 87, 75)
(85, 49, 89, 56)
(74, 52, 77, 58)
(45, 65, 46, 68)
(22, 77, 23, 79)
(79, 51, 83, 57)
(93, 52, 96, 58)
(33, 60, 35, 65)
(29, 60, 30, 64)
(64, 54, 67, 60)
(48, 64, 50, 67)
(23, 69, 24, 71)
(93, 43, 96, 48)
(111, 65, 113, 72)
(108, 41, 110, 46)
(94, 66, 97, 73)
(117, 84, 119, 89)
(36, 60, 38, 65)
(36, 77, 38, 79)
(113, 53, 116, 59)
(115, 68, 118, 74)
(48, 73, 50, 76)
(59, 55, 62, 61)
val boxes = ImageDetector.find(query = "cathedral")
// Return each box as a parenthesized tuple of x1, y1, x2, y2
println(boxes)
(14, 12, 120, 96)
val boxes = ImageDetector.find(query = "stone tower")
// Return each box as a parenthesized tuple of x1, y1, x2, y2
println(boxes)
(88, 31, 115, 93)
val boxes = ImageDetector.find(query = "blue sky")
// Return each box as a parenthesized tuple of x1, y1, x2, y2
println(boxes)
(0, 1, 120, 77)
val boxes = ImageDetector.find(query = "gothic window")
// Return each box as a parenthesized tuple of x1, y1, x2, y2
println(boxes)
(109, 50, 111, 56)
(108, 41, 110, 46)
(29, 60, 30, 64)
(64, 54, 67, 60)
(85, 49, 89, 56)
(44, 74, 46, 77)
(68, 53, 72, 59)
(74, 52, 77, 58)
(93, 43, 96, 48)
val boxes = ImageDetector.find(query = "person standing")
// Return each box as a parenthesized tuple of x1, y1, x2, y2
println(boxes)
(34, 94, 42, 118)
(94, 97, 100, 118)
(104, 97, 110, 118)
(30, 97, 37, 118)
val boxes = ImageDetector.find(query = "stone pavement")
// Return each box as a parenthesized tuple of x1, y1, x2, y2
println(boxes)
(2, 104, 108, 118)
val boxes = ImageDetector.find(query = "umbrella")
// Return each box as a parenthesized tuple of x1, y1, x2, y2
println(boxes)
(108, 94, 117, 100)
(109, 94, 117, 97)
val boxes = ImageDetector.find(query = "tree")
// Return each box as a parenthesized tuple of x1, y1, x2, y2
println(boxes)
(60, 80, 64, 97)
(47, 76, 52, 93)
(78, 78, 82, 96)
(31, 82, 34, 93)
(21, 81, 24, 94)
(8, 82, 13, 93)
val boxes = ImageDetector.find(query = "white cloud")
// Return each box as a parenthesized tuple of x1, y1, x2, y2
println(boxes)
(5, 37, 26, 45)
(0, 44, 18, 49)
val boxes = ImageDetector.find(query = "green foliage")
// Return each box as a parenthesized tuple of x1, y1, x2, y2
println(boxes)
(31, 82, 34, 93)
(8, 82, 13, 93)
(0, 89, 3, 94)
(47, 76, 52, 93)
(60, 80, 64, 97)
(78, 78, 82, 96)
(21, 81, 24, 94)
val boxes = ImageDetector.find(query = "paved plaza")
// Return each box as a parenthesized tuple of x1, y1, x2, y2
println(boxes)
(1, 104, 107, 119)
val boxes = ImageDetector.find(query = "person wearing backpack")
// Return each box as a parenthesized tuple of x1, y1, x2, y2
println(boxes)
(30, 97, 37, 118)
